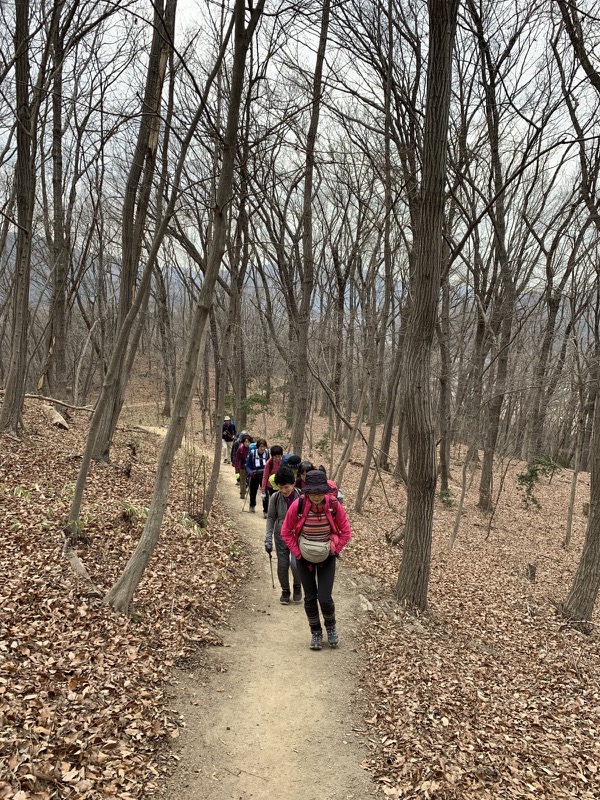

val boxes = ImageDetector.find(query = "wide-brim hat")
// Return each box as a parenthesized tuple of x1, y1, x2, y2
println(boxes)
(224, 415, 231, 421)
(301, 470, 334, 494)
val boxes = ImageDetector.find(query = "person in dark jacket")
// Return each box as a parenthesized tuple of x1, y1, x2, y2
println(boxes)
(221, 416, 236, 463)
(265, 467, 302, 605)
(246, 438, 269, 514)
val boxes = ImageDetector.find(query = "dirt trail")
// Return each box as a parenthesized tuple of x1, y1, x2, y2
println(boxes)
(162, 467, 378, 800)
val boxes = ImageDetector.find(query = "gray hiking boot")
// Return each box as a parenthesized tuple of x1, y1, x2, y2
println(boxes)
(326, 625, 339, 648)
(310, 631, 323, 651)
(249, 506, 255, 513)
(292, 585, 302, 602)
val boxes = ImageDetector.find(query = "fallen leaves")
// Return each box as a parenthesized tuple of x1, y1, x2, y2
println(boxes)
(0, 403, 250, 799)
(341, 450, 600, 799)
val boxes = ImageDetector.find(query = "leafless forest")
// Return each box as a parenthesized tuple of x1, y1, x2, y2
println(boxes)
(3, 1, 600, 797)
(2, 0, 600, 612)
(10, 0, 600, 613)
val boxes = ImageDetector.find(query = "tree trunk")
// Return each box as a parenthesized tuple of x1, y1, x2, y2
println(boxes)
(0, 0, 35, 435)
(437, 271, 451, 491)
(41, 24, 69, 404)
(92, 0, 176, 461)
(395, 0, 459, 611)
(290, 0, 330, 456)
(105, 0, 264, 613)
(562, 365, 600, 623)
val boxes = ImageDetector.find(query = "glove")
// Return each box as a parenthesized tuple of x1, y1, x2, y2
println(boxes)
(261, 493, 267, 501)
(265, 544, 272, 554)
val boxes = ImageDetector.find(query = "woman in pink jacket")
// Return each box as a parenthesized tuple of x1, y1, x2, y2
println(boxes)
(280, 470, 352, 651)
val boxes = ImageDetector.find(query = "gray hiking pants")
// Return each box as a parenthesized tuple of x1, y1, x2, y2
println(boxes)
(274, 532, 300, 594)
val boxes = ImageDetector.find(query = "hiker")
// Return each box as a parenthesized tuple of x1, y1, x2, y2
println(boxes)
(261, 444, 284, 506)
(221, 416, 236, 464)
(264, 466, 302, 605)
(267, 453, 302, 493)
(280, 469, 352, 651)
(231, 430, 251, 471)
(246, 438, 270, 515)
(295, 460, 344, 503)
(282, 453, 302, 478)
(234, 433, 252, 499)
(295, 460, 314, 491)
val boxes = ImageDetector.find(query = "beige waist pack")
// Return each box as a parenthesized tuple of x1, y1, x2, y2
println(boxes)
(298, 535, 330, 563)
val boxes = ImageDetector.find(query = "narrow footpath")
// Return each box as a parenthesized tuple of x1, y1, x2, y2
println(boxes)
(162, 467, 379, 800)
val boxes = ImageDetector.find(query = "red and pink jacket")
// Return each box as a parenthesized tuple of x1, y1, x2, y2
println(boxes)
(280, 495, 352, 560)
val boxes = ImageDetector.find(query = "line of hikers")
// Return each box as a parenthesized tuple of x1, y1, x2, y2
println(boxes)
(222, 419, 352, 651)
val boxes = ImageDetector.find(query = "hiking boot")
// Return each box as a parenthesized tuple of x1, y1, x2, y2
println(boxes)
(310, 631, 323, 650)
(280, 591, 290, 605)
(292, 586, 302, 602)
(326, 625, 339, 648)
(249, 506, 255, 513)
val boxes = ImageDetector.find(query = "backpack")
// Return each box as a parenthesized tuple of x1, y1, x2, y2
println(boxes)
(316, 466, 343, 504)
(249, 447, 269, 472)
(282, 453, 302, 470)
(231, 432, 250, 464)
(297, 489, 340, 518)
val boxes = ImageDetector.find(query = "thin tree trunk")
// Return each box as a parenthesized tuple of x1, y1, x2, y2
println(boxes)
(92, 0, 176, 461)
(0, 0, 37, 433)
(395, 0, 459, 611)
(290, 0, 330, 456)
(104, 0, 265, 613)
(562, 362, 600, 623)
(437, 270, 451, 491)
(65, 4, 236, 536)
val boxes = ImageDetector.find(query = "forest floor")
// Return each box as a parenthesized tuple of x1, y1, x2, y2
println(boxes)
(2, 397, 600, 800)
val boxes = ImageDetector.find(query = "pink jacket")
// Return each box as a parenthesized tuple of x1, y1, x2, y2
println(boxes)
(280, 495, 352, 560)
(235, 443, 250, 472)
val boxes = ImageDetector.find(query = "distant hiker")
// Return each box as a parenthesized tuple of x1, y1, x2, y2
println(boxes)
(222, 416, 236, 463)
(295, 460, 314, 491)
(234, 433, 252, 499)
(231, 430, 251, 471)
(280, 470, 352, 651)
(261, 444, 284, 511)
(246, 438, 269, 515)
(281, 453, 302, 478)
(264, 466, 302, 605)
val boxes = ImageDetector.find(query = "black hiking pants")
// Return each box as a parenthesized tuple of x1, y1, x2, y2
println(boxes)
(296, 553, 336, 632)
(248, 471, 267, 512)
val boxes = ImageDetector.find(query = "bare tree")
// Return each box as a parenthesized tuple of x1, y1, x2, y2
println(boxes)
(395, 0, 459, 611)
(104, 0, 265, 613)
(554, 0, 600, 623)
(0, 0, 57, 434)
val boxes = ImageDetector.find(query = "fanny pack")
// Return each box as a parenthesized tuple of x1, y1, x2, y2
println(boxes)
(298, 535, 330, 564)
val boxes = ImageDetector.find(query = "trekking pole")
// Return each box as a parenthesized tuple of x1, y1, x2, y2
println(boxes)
(242, 493, 247, 512)
(268, 552, 275, 589)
